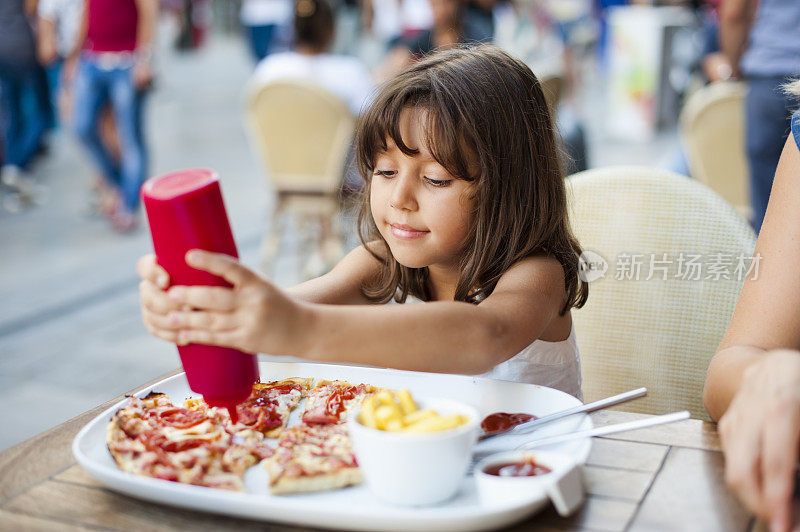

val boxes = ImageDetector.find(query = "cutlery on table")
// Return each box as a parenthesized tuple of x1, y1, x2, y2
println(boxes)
(470, 410, 690, 473)
(478, 387, 648, 442)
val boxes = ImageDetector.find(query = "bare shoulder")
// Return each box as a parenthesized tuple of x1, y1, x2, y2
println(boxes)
(481, 255, 566, 321)
(493, 255, 566, 295)
(479, 255, 571, 347)
(287, 243, 386, 305)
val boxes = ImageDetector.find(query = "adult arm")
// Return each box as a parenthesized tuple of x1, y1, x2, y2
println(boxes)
(703, 136, 800, 531)
(704, 136, 800, 420)
(719, 0, 758, 78)
(133, 0, 158, 89)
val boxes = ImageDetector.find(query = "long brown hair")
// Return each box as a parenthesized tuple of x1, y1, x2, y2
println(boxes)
(355, 44, 588, 315)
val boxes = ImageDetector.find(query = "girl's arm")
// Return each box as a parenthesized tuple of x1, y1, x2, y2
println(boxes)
(137, 244, 384, 338)
(703, 136, 800, 420)
(161, 254, 565, 374)
(286, 245, 384, 305)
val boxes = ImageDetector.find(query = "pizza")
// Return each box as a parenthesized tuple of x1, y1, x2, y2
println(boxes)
(106, 378, 378, 495)
(302, 380, 378, 424)
(106, 392, 273, 490)
(264, 421, 362, 494)
(187, 378, 313, 438)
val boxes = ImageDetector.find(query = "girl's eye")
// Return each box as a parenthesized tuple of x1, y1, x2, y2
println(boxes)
(373, 170, 396, 178)
(425, 177, 452, 187)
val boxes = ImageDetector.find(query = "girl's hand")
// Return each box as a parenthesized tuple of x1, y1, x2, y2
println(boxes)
(139, 250, 311, 356)
(718, 349, 800, 532)
(137, 253, 182, 343)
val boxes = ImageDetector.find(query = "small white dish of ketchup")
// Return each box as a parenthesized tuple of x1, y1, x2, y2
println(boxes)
(474, 450, 584, 517)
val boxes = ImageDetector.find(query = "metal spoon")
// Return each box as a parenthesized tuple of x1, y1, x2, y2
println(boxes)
(478, 387, 648, 442)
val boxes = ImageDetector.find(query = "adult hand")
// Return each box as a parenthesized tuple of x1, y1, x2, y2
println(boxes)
(132, 60, 154, 91)
(718, 349, 800, 531)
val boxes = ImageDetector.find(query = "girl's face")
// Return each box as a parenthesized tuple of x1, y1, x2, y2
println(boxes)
(370, 108, 475, 270)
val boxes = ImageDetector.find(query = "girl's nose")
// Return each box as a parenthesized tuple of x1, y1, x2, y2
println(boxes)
(388, 174, 418, 211)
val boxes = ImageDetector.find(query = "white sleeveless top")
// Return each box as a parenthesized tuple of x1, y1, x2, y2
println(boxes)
(389, 296, 583, 400)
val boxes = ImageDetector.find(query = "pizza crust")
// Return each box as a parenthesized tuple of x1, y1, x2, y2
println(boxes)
(268, 467, 363, 495)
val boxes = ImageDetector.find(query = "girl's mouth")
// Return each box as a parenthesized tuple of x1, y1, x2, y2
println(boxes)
(389, 223, 430, 239)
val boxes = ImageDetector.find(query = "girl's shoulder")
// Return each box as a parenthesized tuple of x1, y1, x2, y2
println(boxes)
(488, 254, 566, 307)
(327, 241, 391, 288)
(498, 254, 566, 286)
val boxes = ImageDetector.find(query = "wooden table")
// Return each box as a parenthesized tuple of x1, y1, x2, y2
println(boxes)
(0, 370, 755, 531)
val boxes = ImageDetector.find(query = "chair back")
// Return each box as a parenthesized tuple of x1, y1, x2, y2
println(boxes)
(540, 74, 565, 114)
(680, 81, 750, 218)
(567, 166, 757, 419)
(246, 80, 356, 194)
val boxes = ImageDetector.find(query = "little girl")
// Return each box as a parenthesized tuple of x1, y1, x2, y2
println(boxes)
(137, 45, 589, 398)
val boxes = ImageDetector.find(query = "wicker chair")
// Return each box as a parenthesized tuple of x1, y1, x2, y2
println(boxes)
(540, 74, 565, 115)
(567, 167, 756, 419)
(680, 81, 750, 221)
(245, 80, 356, 276)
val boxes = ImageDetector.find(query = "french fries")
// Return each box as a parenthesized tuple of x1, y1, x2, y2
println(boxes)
(358, 390, 468, 432)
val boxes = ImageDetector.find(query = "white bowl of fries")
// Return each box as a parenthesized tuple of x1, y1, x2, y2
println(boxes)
(348, 391, 480, 506)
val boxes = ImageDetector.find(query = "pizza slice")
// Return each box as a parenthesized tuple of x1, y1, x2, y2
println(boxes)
(302, 380, 378, 424)
(263, 421, 362, 495)
(106, 392, 273, 491)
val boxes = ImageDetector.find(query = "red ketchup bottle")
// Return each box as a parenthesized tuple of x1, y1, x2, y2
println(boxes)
(141, 168, 258, 421)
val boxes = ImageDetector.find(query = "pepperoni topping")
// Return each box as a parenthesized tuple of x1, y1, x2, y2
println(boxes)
(303, 384, 363, 424)
(140, 431, 208, 453)
(233, 389, 283, 432)
(153, 407, 208, 429)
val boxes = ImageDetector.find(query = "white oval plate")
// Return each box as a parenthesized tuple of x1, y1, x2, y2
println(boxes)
(73, 361, 591, 532)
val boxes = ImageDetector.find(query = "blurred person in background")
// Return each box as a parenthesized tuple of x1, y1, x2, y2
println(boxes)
(463, 0, 497, 42)
(494, 0, 589, 174)
(721, 0, 800, 233)
(249, 0, 375, 194)
(697, 0, 733, 83)
(70, 0, 157, 233)
(37, 0, 122, 217)
(376, 0, 489, 80)
(36, 0, 82, 109)
(241, 0, 293, 62)
(360, 0, 433, 46)
(0, 0, 53, 209)
(250, 0, 374, 117)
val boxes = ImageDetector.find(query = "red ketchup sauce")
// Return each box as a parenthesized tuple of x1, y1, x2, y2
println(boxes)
(483, 458, 552, 477)
(480, 412, 535, 435)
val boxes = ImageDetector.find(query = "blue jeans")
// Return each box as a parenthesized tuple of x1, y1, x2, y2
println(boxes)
(72, 55, 147, 212)
(745, 76, 795, 233)
(0, 60, 52, 169)
(246, 24, 278, 61)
